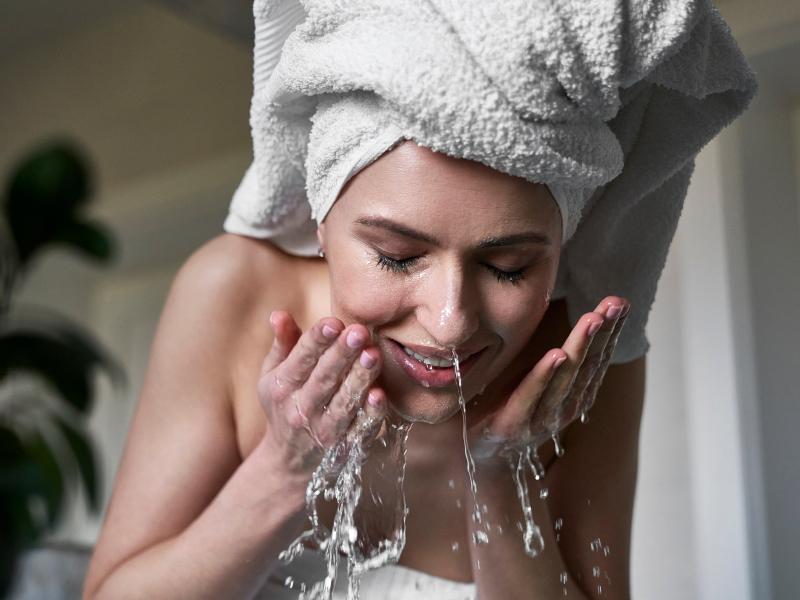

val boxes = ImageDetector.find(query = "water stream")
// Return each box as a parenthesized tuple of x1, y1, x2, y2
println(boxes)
(281, 348, 557, 599)
(451, 350, 489, 545)
(280, 411, 412, 600)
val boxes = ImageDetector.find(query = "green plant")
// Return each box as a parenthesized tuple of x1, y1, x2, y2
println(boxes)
(0, 143, 121, 596)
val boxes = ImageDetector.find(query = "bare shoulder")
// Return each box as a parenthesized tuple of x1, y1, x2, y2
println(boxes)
(169, 233, 306, 323)
(144, 233, 320, 420)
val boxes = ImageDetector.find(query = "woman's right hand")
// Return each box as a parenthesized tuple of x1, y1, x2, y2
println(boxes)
(257, 311, 387, 478)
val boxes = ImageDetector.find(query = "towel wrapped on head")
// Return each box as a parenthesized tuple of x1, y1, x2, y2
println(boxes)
(224, 0, 757, 363)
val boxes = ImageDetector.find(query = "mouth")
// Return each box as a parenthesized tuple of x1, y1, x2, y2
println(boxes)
(387, 340, 486, 388)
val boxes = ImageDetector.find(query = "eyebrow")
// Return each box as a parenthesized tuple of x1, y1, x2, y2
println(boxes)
(355, 217, 552, 248)
(355, 217, 440, 245)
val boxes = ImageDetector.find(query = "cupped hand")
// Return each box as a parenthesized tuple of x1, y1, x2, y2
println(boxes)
(471, 297, 630, 459)
(257, 311, 388, 477)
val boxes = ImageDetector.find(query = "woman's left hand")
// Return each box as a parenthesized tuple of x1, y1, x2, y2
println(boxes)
(470, 296, 630, 458)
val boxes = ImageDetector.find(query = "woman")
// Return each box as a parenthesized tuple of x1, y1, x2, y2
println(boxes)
(83, 1, 756, 598)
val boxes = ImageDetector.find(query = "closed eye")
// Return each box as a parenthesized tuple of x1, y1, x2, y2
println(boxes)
(483, 264, 526, 285)
(376, 253, 419, 273)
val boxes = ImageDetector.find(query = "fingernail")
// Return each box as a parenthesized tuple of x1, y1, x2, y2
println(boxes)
(360, 350, 377, 369)
(621, 303, 631, 317)
(606, 304, 623, 320)
(347, 330, 366, 348)
(588, 320, 602, 337)
(554, 356, 567, 369)
(368, 391, 381, 408)
(322, 325, 339, 339)
(269, 311, 277, 328)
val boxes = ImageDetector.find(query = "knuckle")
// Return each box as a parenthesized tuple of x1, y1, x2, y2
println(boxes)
(314, 368, 340, 391)
(298, 352, 318, 371)
(338, 380, 365, 414)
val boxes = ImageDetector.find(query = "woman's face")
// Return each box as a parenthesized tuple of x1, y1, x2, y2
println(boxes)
(318, 142, 562, 423)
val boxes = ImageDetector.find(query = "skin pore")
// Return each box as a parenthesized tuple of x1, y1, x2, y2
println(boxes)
(83, 141, 645, 600)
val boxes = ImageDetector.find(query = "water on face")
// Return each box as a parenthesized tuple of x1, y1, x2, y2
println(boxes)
(280, 411, 412, 600)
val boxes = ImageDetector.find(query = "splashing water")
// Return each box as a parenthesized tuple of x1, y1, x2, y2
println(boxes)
(280, 411, 412, 600)
(508, 445, 545, 557)
(452, 350, 489, 546)
(552, 432, 565, 457)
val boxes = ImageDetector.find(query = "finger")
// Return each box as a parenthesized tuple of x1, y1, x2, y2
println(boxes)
(261, 311, 303, 374)
(272, 316, 345, 388)
(563, 298, 627, 418)
(350, 387, 388, 449)
(532, 312, 603, 430)
(300, 324, 370, 412)
(321, 345, 383, 440)
(582, 302, 630, 413)
(490, 350, 566, 437)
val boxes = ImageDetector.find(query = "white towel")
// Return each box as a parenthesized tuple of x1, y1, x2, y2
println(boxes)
(225, 0, 757, 363)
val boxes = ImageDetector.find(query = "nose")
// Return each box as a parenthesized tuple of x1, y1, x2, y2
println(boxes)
(416, 257, 479, 349)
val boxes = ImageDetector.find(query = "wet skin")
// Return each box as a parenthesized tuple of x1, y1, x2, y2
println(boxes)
(84, 142, 643, 600)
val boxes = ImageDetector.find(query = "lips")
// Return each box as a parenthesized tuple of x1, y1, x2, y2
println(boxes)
(387, 340, 485, 388)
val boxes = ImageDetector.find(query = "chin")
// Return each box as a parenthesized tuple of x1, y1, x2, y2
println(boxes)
(386, 389, 463, 424)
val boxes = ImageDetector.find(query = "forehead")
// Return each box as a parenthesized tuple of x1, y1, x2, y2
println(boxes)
(333, 142, 560, 240)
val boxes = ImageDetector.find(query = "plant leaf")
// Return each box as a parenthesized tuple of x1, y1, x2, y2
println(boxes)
(21, 431, 63, 527)
(0, 332, 101, 412)
(3, 144, 91, 263)
(0, 427, 47, 497)
(54, 417, 99, 512)
(54, 220, 113, 261)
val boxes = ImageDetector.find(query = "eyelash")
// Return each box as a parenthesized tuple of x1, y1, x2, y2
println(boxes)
(375, 254, 526, 285)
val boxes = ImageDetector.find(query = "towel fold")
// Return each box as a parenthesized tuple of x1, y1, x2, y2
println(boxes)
(225, 0, 757, 363)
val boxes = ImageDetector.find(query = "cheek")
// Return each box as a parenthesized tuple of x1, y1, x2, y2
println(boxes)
(482, 274, 554, 351)
(327, 246, 410, 328)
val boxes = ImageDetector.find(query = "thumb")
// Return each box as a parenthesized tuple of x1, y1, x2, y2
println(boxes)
(261, 311, 302, 374)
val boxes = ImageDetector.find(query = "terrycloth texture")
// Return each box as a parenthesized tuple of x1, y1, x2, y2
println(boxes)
(224, 0, 757, 363)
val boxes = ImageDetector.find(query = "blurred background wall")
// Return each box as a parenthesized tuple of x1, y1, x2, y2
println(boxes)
(0, 1, 798, 599)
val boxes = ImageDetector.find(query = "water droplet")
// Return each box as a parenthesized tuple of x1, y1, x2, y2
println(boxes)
(449, 479, 455, 489)
(425, 362, 433, 371)
(597, 585, 602, 595)
(552, 432, 565, 457)
(456, 499, 461, 508)
(581, 411, 589, 424)
(473, 530, 489, 545)
(497, 525, 503, 535)
(482, 504, 488, 514)
(563, 589, 568, 596)
(591, 538, 602, 552)
(517, 521, 524, 531)
(593, 566, 600, 577)
(421, 380, 430, 387)
(478, 385, 487, 395)
(540, 488, 549, 499)
(284, 576, 294, 588)
(604, 545, 610, 556)
(560, 572, 568, 584)
(555, 518, 563, 530)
